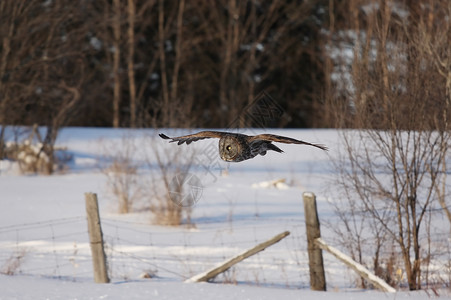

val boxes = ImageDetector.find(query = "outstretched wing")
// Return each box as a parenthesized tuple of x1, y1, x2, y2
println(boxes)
(159, 131, 227, 145)
(250, 134, 328, 151)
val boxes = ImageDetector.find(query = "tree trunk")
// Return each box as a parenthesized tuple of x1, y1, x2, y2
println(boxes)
(113, 0, 121, 128)
(127, 0, 136, 128)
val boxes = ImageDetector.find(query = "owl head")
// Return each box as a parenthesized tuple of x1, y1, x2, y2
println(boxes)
(218, 135, 243, 162)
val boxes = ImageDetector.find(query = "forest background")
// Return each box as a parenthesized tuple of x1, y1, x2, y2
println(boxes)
(1, 0, 448, 131)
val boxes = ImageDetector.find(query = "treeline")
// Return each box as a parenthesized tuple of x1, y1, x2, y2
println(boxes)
(0, 0, 329, 129)
(0, 1, 449, 129)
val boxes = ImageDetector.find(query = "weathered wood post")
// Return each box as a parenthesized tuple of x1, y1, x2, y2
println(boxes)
(303, 192, 326, 291)
(85, 192, 110, 283)
(315, 238, 396, 293)
(185, 231, 290, 283)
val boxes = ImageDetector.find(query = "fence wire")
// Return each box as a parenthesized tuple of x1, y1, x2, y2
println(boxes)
(0, 212, 449, 290)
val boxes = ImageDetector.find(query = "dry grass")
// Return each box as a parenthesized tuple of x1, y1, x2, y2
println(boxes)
(145, 137, 197, 227)
(2, 126, 71, 175)
(100, 133, 198, 227)
(1, 248, 27, 276)
(100, 135, 143, 214)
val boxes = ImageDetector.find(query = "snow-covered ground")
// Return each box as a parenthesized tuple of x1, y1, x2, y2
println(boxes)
(0, 128, 448, 299)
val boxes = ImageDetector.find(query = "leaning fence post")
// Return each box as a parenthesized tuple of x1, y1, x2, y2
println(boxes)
(85, 192, 110, 283)
(185, 231, 290, 283)
(303, 192, 326, 291)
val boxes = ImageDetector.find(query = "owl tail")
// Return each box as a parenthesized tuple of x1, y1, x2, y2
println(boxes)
(268, 143, 284, 153)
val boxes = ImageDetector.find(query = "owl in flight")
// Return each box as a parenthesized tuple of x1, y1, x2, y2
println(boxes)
(159, 131, 327, 162)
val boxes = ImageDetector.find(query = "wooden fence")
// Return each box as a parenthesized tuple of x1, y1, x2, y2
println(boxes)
(83, 191, 396, 292)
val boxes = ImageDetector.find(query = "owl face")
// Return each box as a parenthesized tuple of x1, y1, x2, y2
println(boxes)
(219, 136, 242, 162)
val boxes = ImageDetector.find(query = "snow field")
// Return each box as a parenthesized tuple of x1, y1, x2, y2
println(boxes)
(0, 128, 449, 299)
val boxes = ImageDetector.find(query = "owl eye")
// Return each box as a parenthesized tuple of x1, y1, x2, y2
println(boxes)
(226, 145, 232, 151)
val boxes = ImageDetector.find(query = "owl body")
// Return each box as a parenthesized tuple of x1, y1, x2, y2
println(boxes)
(159, 131, 327, 163)
(218, 134, 279, 162)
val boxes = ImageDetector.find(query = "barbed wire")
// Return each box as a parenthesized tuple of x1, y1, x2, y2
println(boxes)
(107, 247, 186, 279)
(0, 216, 85, 233)
(0, 211, 449, 288)
(101, 217, 304, 231)
(0, 215, 305, 284)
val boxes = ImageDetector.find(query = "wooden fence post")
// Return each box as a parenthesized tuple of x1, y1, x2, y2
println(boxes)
(85, 192, 110, 283)
(315, 238, 396, 293)
(303, 192, 326, 291)
(185, 231, 290, 283)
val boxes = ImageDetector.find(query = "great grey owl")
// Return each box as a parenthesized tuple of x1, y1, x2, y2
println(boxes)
(159, 131, 327, 162)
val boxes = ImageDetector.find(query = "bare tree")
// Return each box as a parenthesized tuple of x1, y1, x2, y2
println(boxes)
(406, 2, 451, 226)
(0, 0, 95, 173)
(195, 0, 326, 127)
(112, 0, 123, 128)
(127, 0, 137, 127)
(328, 0, 451, 290)
(1, 0, 332, 128)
